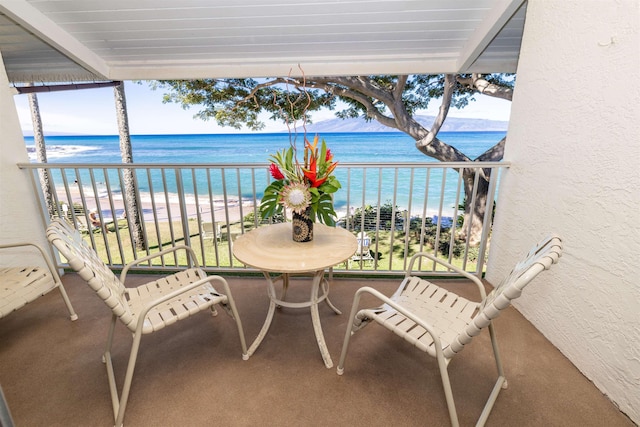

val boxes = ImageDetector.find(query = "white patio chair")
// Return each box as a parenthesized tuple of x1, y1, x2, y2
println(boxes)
(0, 242, 77, 321)
(349, 231, 375, 266)
(46, 218, 248, 427)
(337, 235, 563, 427)
(201, 220, 222, 243)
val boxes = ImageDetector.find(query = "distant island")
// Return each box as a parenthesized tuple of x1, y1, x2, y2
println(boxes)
(24, 115, 509, 137)
(301, 115, 509, 133)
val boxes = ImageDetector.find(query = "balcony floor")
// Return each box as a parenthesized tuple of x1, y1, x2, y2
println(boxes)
(0, 273, 633, 426)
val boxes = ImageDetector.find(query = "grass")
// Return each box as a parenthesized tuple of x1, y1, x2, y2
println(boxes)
(81, 218, 482, 275)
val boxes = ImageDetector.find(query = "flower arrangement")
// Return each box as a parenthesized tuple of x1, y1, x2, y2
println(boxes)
(259, 135, 341, 226)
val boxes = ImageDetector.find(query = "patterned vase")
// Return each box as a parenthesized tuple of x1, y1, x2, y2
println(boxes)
(292, 208, 313, 242)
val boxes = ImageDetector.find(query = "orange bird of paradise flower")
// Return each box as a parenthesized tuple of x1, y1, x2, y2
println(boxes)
(303, 135, 338, 188)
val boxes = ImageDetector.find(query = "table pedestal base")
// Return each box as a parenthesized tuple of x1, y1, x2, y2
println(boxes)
(246, 270, 340, 368)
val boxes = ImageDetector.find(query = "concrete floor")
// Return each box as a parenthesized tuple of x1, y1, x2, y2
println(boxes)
(0, 273, 634, 426)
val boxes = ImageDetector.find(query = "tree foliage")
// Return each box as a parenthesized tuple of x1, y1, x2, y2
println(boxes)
(148, 73, 515, 243)
(150, 74, 513, 141)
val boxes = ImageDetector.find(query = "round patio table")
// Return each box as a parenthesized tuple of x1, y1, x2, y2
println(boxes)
(233, 222, 357, 368)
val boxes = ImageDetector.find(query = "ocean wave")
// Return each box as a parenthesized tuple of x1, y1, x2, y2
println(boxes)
(27, 145, 99, 161)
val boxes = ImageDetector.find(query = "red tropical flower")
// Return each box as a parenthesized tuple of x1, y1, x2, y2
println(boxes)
(260, 134, 341, 225)
(269, 163, 284, 180)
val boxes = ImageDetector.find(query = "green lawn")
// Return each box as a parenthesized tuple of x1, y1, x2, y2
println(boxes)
(82, 219, 482, 274)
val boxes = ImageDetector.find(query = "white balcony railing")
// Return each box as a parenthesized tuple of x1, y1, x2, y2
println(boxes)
(19, 161, 509, 277)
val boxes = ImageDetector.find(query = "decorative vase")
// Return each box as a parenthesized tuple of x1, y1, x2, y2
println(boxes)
(292, 208, 313, 242)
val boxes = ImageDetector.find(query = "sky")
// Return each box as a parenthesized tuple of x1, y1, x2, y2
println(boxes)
(13, 80, 512, 136)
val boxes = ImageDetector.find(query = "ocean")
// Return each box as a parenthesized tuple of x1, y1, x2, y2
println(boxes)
(25, 131, 505, 164)
(25, 131, 506, 217)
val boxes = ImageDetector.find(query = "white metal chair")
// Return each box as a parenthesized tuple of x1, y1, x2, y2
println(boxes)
(201, 221, 222, 243)
(46, 218, 248, 427)
(0, 242, 77, 321)
(349, 231, 375, 266)
(337, 235, 563, 427)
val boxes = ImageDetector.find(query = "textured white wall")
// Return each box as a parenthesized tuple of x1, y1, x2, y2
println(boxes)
(487, 0, 639, 422)
(0, 51, 50, 267)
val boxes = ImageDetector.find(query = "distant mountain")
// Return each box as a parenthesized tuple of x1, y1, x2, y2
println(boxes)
(23, 115, 508, 136)
(301, 115, 508, 133)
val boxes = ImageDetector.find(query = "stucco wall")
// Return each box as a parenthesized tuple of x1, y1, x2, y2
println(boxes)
(487, 0, 639, 422)
(0, 51, 50, 268)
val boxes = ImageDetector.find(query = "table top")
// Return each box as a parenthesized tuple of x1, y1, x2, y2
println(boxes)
(233, 223, 358, 273)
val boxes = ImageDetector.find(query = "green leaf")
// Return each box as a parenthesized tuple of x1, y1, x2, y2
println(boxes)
(259, 180, 285, 219)
(311, 192, 337, 226)
(317, 176, 341, 194)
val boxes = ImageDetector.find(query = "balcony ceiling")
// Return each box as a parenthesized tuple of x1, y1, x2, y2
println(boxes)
(0, 0, 527, 84)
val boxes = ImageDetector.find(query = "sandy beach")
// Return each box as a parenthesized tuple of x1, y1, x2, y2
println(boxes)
(56, 185, 255, 226)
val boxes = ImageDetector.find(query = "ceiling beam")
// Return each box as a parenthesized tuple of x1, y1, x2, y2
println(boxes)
(456, 0, 526, 72)
(0, 0, 110, 80)
(14, 81, 121, 94)
(109, 57, 470, 80)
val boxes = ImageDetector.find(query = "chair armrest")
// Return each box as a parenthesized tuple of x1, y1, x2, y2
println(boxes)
(406, 252, 487, 300)
(120, 244, 201, 283)
(0, 241, 49, 257)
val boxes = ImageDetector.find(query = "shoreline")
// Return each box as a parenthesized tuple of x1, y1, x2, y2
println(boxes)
(57, 187, 255, 225)
(57, 185, 456, 228)
(57, 181, 456, 229)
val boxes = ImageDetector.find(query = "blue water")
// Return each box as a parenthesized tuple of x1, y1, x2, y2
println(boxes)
(25, 131, 505, 216)
(25, 131, 504, 164)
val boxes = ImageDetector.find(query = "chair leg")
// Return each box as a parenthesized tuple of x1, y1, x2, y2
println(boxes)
(488, 323, 506, 383)
(227, 299, 248, 361)
(474, 323, 508, 426)
(336, 288, 365, 375)
(55, 282, 78, 321)
(435, 355, 460, 427)
(40, 245, 78, 321)
(101, 314, 142, 427)
(214, 277, 248, 360)
(103, 314, 118, 364)
(439, 324, 509, 427)
(113, 331, 144, 427)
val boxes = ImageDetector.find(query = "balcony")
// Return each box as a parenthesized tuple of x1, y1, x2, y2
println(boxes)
(0, 272, 632, 426)
(4, 161, 634, 426)
(2, 1, 638, 423)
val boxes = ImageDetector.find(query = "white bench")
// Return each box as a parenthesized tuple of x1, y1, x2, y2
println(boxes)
(0, 242, 77, 321)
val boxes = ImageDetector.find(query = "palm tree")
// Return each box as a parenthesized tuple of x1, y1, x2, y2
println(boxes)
(114, 82, 145, 250)
(27, 86, 55, 217)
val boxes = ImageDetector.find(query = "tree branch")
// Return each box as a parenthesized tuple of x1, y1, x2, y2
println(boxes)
(430, 74, 456, 136)
(305, 77, 399, 129)
(476, 136, 505, 162)
(313, 75, 430, 142)
(457, 74, 513, 101)
(471, 136, 506, 180)
(241, 78, 289, 106)
(393, 75, 407, 100)
(415, 133, 472, 163)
